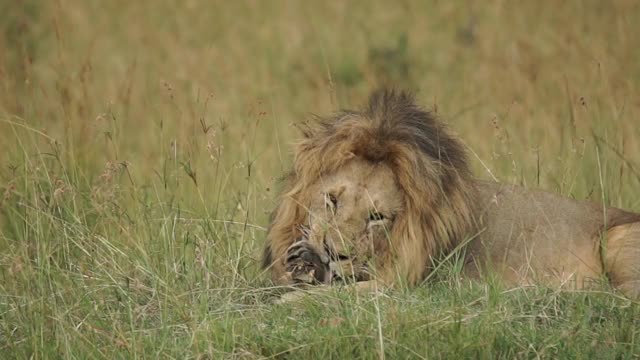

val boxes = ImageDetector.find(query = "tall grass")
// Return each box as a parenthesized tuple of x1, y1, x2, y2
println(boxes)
(1, 1, 639, 358)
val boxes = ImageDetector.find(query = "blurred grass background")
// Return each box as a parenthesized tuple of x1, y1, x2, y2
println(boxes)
(1, 0, 639, 358)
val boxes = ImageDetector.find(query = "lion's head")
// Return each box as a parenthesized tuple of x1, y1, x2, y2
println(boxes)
(263, 89, 478, 286)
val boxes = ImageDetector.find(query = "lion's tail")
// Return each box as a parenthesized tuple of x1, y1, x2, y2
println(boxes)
(604, 221, 640, 298)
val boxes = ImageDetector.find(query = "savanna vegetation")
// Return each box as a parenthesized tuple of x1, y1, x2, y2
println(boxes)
(1, 1, 639, 358)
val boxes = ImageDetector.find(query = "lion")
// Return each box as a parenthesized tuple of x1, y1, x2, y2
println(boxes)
(262, 89, 640, 298)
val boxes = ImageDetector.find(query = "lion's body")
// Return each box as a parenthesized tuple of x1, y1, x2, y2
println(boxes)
(466, 180, 640, 294)
(262, 89, 640, 298)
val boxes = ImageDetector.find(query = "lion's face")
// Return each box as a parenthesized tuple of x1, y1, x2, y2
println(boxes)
(303, 158, 404, 281)
(264, 90, 476, 286)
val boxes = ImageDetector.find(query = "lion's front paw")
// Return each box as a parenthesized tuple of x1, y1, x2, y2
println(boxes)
(285, 240, 331, 285)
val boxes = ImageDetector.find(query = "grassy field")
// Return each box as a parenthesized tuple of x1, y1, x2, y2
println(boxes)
(1, 1, 640, 358)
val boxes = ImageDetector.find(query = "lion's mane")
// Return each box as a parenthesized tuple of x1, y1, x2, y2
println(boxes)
(263, 89, 478, 285)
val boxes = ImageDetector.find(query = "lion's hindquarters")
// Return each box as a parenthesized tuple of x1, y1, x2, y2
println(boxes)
(604, 222, 640, 298)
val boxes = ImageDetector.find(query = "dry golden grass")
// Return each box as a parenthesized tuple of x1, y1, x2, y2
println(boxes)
(1, 1, 639, 358)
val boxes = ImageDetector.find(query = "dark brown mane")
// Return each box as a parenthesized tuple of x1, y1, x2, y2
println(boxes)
(295, 89, 472, 198)
(363, 90, 470, 179)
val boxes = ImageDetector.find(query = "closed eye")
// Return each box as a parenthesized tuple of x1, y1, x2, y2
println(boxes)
(325, 193, 338, 212)
(368, 211, 384, 222)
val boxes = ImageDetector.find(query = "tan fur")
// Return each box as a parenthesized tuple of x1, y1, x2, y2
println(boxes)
(262, 89, 640, 298)
(604, 223, 640, 298)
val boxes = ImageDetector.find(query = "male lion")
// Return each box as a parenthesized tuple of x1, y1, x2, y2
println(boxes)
(262, 89, 640, 298)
